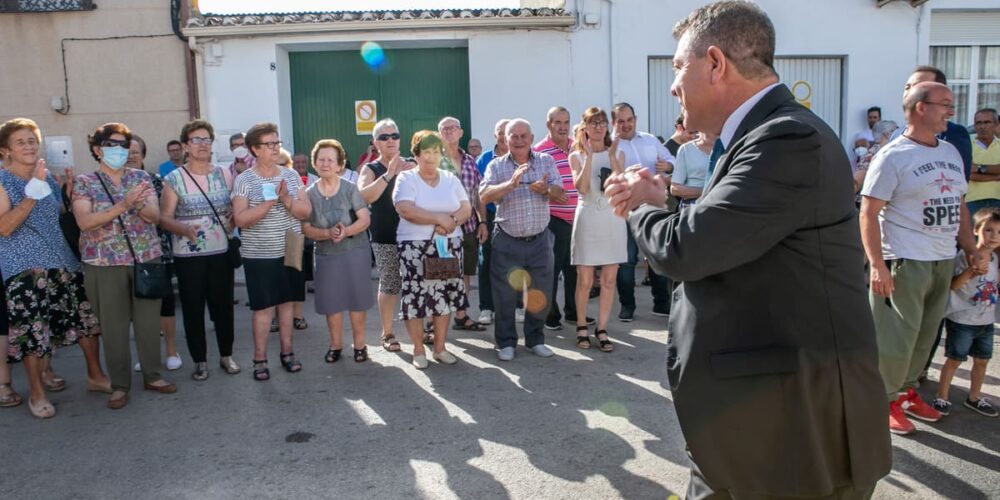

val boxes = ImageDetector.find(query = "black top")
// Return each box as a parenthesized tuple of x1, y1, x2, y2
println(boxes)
(665, 138, 681, 158)
(365, 160, 400, 244)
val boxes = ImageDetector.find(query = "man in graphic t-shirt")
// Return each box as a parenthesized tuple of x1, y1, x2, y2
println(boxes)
(860, 81, 979, 436)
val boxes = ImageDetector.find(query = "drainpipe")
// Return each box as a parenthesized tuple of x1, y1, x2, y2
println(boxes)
(189, 35, 207, 120)
(603, 0, 617, 105)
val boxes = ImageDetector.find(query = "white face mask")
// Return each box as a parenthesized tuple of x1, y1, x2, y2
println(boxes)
(854, 146, 869, 158)
(233, 146, 249, 159)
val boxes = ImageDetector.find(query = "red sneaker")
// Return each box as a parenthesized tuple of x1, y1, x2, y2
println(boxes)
(900, 388, 941, 423)
(889, 400, 916, 435)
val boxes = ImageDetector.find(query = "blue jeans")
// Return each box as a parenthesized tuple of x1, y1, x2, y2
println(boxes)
(616, 230, 671, 310)
(944, 319, 994, 361)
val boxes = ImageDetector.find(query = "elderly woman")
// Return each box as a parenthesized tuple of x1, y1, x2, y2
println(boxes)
(303, 140, 373, 363)
(127, 134, 182, 373)
(160, 120, 239, 381)
(0, 118, 109, 418)
(232, 122, 311, 381)
(568, 108, 626, 352)
(358, 118, 415, 352)
(853, 119, 898, 195)
(393, 131, 472, 369)
(72, 122, 175, 410)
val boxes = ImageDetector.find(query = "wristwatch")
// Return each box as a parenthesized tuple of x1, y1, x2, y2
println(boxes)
(978, 165, 988, 174)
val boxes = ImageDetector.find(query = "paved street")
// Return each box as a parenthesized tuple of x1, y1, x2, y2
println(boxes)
(2, 272, 999, 499)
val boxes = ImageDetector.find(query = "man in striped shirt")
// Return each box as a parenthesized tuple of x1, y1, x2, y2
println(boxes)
(534, 106, 592, 330)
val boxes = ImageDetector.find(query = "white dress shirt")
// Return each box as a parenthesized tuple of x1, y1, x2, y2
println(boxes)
(617, 131, 674, 174)
(719, 82, 781, 149)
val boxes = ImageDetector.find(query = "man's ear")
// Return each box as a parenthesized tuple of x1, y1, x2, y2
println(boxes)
(706, 45, 727, 84)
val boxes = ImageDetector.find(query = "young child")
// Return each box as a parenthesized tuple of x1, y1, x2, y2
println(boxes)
(934, 207, 1000, 418)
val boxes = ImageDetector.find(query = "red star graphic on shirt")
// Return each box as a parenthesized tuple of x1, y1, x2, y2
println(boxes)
(929, 172, 959, 194)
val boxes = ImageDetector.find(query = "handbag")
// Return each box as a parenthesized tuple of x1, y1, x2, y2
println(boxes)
(96, 174, 168, 299)
(180, 166, 241, 268)
(284, 228, 305, 271)
(423, 228, 460, 280)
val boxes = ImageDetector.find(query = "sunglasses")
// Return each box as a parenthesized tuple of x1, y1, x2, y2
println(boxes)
(101, 139, 129, 148)
(376, 133, 401, 141)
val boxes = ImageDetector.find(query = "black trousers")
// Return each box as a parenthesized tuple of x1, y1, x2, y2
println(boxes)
(546, 216, 577, 322)
(174, 253, 235, 363)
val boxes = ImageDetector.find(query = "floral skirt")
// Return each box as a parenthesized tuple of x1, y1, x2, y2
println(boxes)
(398, 237, 467, 321)
(6, 268, 101, 362)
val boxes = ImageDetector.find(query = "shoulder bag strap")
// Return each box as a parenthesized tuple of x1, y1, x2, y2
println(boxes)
(95, 173, 139, 265)
(179, 166, 231, 238)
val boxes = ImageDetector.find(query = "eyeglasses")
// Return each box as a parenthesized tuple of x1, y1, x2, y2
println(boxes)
(921, 101, 956, 111)
(187, 137, 213, 145)
(587, 121, 609, 128)
(440, 125, 460, 133)
(102, 139, 130, 148)
(256, 141, 283, 150)
(376, 133, 401, 141)
(975, 120, 997, 126)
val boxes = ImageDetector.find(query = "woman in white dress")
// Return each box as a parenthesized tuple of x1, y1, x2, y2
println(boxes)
(569, 107, 627, 352)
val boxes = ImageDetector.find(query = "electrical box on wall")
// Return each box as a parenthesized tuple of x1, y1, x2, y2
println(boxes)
(44, 136, 74, 169)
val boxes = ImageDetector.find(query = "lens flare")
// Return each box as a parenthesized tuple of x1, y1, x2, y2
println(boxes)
(598, 401, 629, 418)
(360, 41, 385, 69)
(507, 268, 531, 291)
(525, 289, 548, 314)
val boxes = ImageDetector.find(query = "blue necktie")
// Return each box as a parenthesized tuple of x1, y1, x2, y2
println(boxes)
(707, 138, 725, 177)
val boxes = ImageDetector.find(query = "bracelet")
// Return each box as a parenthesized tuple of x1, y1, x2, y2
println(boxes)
(381, 174, 393, 184)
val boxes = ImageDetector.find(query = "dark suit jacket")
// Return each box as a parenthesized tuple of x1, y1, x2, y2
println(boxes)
(629, 85, 891, 496)
(941, 121, 972, 180)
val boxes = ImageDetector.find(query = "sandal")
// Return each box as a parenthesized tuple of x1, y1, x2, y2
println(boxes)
(42, 370, 67, 392)
(29, 397, 56, 419)
(381, 333, 402, 352)
(423, 332, 435, 346)
(324, 348, 342, 363)
(575, 326, 591, 349)
(252, 359, 270, 381)
(453, 316, 487, 331)
(279, 352, 302, 373)
(0, 383, 23, 408)
(354, 346, 369, 363)
(293, 317, 308, 330)
(595, 329, 614, 352)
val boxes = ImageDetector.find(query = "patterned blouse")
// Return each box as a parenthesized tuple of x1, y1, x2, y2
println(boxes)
(163, 165, 234, 258)
(0, 170, 80, 279)
(72, 168, 163, 266)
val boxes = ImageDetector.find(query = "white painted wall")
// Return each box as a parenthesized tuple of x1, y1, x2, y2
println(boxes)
(197, 0, 998, 153)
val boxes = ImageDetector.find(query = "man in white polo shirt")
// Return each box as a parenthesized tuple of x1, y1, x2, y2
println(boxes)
(611, 102, 674, 322)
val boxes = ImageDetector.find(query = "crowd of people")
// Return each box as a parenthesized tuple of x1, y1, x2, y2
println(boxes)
(0, 103, 698, 418)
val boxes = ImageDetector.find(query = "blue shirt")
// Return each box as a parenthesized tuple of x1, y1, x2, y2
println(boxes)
(477, 150, 498, 215)
(0, 170, 80, 279)
(159, 160, 179, 178)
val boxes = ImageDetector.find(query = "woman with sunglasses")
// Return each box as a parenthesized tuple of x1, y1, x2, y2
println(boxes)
(232, 122, 311, 381)
(72, 122, 176, 410)
(160, 120, 239, 381)
(0, 118, 110, 418)
(568, 107, 626, 353)
(358, 119, 415, 352)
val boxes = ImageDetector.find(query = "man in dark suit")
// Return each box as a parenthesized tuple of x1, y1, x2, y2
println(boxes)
(605, 2, 891, 498)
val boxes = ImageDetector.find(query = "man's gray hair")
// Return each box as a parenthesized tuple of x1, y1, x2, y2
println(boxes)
(872, 120, 898, 142)
(546, 106, 569, 123)
(975, 108, 999, 122)
(494, 119, 510, 137)
(372, 118, 398, 139)
(672, 1, 777, 80)
(438, 116, 461, 130)
(506, 118, 532, 136)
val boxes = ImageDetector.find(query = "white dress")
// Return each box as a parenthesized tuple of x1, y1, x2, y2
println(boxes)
(570, 150, 628, 266)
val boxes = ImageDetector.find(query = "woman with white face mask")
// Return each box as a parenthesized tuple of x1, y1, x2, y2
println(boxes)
(228, 132, 255, 177)
(72, 122, 176, 410)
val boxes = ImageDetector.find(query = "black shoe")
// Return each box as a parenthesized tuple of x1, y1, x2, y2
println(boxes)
(652, 304, 670, 317)
(965, 397, 999, 417)
(589, 287, 600, 299)
(565, 315, 596, 326)
(618, 306, 635, 322)
(544, 319, 563, 331)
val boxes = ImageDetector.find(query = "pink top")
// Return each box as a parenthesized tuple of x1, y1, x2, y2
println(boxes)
(533, 136, 577, 223)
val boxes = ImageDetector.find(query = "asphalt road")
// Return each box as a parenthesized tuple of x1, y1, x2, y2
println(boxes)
(1, 275, 997, 499)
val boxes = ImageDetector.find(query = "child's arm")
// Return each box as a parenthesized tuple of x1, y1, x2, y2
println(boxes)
(951, 265, 978, 290)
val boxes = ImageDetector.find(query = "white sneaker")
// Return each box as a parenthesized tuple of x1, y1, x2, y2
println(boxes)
(133, 362, 141, 372)
(412, 355, 429, 370)
(165, 355, 183, 371)
(497, 346, 515, 361)
(530, 344, 554, 358)
(478, 310, 494, 324)
(433, 350, 458, 365)
(515, 308, 525, 323)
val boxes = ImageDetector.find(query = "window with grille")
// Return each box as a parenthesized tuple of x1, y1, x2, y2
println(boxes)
(0, 0, 95, 13)
(930, 45, 1000, 127)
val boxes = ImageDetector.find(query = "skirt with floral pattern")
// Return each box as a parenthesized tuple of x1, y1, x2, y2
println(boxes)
(398, 237, 467, 321)
(5, 268, 101, 362)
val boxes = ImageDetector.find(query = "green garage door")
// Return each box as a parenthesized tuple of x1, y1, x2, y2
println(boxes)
(289, 47, 471, 166)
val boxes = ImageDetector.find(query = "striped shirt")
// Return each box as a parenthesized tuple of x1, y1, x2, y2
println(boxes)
(232, 167, 304, 259)
(445, 149, 482, 233)
(533, 136, 577, 223)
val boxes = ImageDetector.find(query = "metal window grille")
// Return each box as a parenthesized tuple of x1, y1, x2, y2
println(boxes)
(0, 0, 96, 13)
